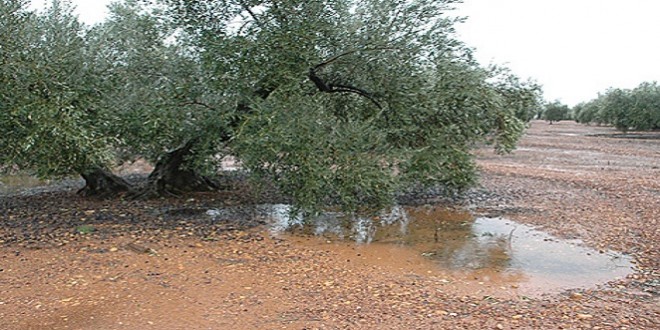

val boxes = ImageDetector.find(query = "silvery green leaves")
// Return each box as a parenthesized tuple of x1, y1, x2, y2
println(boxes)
(0, 0, 115, 178)
(1, 0, 541, 210)
(188, 0, 541, 212)
(575, 82, 660, 132)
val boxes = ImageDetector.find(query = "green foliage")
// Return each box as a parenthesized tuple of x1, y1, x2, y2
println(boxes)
(576, 82, 660, 131)
(628, 82, 660, 130)
(86, 0, 227, 168)
(1, 0, 117, 177)
(235, 86, 397, 213)
(600, 88, 635, 132)
(0, 0, 31, 163)
(489, 67, 543, 123)
(573, 101, 600, 125)
(161, 0, 538, 213)
(1, 0, 227, 180)
(542, 100, 571, 123)
(1, 0, 541, 214)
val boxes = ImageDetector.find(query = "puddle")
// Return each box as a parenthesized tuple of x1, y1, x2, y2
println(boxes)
(208, 205, 634, 295)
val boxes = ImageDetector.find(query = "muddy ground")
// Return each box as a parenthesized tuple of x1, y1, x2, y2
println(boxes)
(0, 121, 658, 329)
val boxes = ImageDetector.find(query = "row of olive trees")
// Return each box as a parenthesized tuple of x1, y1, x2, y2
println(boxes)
(573, 82, 660, 132)
(1, 0, 542, 213)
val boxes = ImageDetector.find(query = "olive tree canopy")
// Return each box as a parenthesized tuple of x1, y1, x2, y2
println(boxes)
(1, 0, 542, 211)
(158, 0, 542, 212)
(0, 0, 133, 196)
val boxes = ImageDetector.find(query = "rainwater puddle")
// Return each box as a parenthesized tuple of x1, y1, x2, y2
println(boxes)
(207, 205, 634, 295)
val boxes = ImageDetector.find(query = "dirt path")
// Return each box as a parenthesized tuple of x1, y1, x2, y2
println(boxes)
(1, 121, 658, 329)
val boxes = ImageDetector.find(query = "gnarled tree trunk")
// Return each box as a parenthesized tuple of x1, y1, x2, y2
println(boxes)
(132, 139, 220, 199)
(78, 167, 132, 198)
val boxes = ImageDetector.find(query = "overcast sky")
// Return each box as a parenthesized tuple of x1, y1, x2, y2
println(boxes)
(455, 0, 660, 106)
(30, 0, 660, 106)
(30, 0, 111, 26)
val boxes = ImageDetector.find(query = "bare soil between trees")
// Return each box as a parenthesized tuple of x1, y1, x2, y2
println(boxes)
(1, 121, 658, 329)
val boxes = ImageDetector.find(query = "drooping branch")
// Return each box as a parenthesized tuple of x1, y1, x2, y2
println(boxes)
(307, 66, 383, 109)
(308, 47, 403, 109)
(308, 67, 382, 109)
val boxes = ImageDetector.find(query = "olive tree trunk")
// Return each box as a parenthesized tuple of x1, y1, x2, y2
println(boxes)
(131, 139, 219, 199)
(78, 167, 132, 198)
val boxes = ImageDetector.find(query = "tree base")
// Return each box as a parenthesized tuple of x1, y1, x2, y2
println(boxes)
(78, 167, 132, 198)
(130, 140, 220, 199)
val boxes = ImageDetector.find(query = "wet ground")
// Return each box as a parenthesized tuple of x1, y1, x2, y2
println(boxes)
(207, 204, 633, 296)
(1, 121, 659, 329)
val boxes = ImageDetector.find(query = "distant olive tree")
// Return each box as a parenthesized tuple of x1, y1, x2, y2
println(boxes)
(628, 82, 660, 130)
(542, 100, 571, 124)
(573, 99, 604, 126)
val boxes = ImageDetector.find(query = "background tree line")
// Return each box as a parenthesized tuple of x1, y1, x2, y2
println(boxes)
(1, 0, 542, 214)
(572, 82, 660, 132)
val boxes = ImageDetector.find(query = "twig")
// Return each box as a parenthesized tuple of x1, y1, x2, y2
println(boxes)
(240, 2, 263, 28)
(507, 226, 517, 251)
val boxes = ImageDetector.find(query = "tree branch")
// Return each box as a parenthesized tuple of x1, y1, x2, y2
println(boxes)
(240, 2, 263, 28)
(177, 100, 217, 111)
(308, 67, 382, 109)
(329, 83, 382, 109)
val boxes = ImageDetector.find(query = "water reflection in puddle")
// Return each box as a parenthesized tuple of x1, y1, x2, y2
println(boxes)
(209, 204, 634, 294)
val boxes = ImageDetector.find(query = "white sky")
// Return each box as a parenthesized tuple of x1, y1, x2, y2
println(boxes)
(454, 0, 660, 106)
(30, 0, 660, 107)
(29, 0, 112, 25)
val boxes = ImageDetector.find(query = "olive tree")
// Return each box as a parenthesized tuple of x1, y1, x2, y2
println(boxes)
(0, 0, 131, 196)
(88, 0, 229, 197)
(158, 0, 541, 213)
(0, 0, 227, 198)
(2, 0, 541, 210)
(573, 100, 604, 125)
(542, 100, 571, 124)
(599, 88, 636, 132)
(628, 82, 660, 130)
